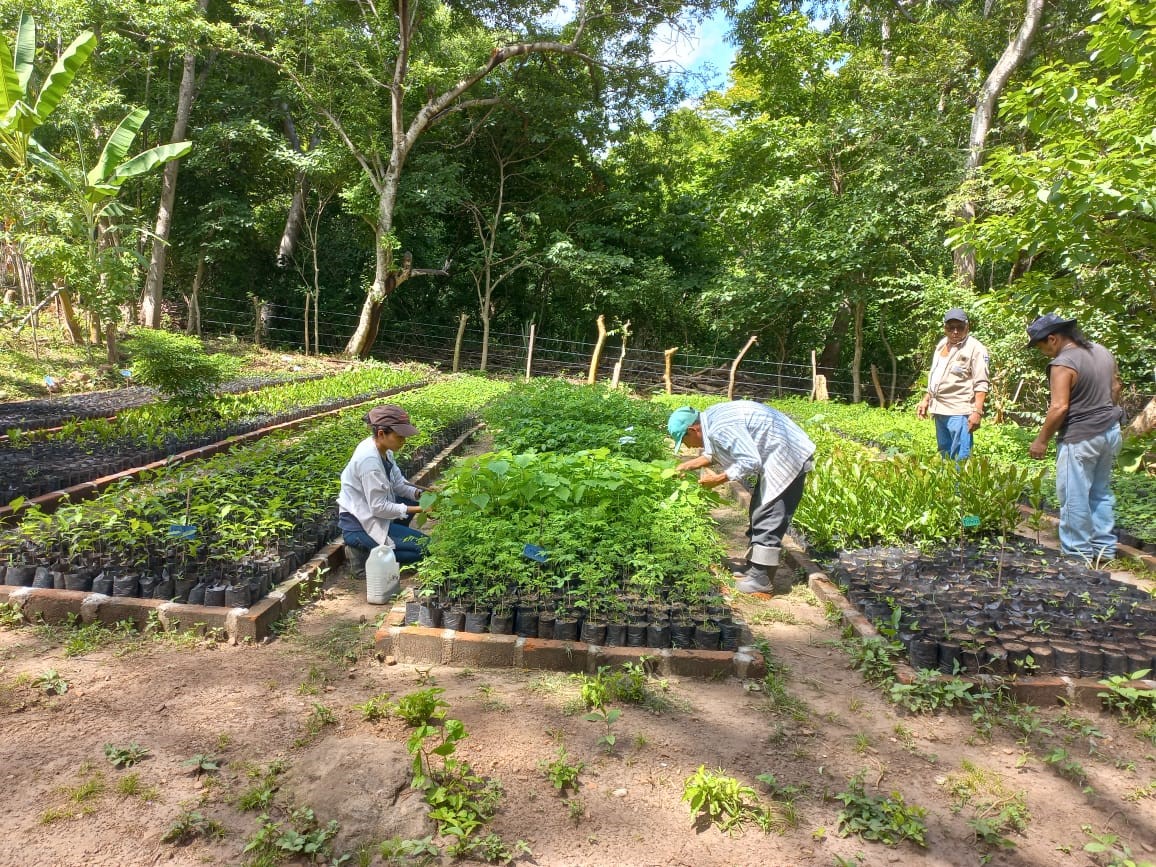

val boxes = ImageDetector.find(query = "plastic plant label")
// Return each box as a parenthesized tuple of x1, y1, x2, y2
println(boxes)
(43, 375, 55, 386)
(168, 524, 198, 540)
(961, 515, 981, 528)
(618, 436, 636, 444)
(522, 544, 548, 563)
(120, 369, 132, 378)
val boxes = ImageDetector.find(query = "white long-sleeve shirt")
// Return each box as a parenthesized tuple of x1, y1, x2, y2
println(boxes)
(700, 401, 816, 504)
(336, 436, 420, 546)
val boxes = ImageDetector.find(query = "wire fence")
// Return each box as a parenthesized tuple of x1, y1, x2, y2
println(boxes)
(197, 293, 860, 401)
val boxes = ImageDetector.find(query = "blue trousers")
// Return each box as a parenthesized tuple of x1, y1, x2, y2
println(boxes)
(933, 414, 973, 461)
(342, 523, 428, 566)
(1056, 425, 1121, 561)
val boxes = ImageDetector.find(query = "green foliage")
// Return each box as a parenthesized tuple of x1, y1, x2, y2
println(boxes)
(353, 692, 393, 722)
(681, 766, 780, 834)
(182, 753, 221, 775)
(32, 669, 68, 695)
(583, 706, 621, 752)
(127, 330, 240, 406)
(392, 688, 449, 727)
(941, 760, 1030, 854)
(539, 746, 583, 793)
(835, 774, 928, 847)
(163, 809, 224, 845)
(0, 602, 22, 628)
(889, 670, 988, 715)
(243, 807, 339, 864)
(483, 379, 668, 460)
(1082, 824, 1156, 867)
(104, 742, 150, 768)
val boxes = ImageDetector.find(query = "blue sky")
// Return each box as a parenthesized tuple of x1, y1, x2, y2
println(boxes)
(651, 9, 738, 96)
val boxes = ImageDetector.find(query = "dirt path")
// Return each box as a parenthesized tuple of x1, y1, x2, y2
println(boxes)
(2, 491, 1156, 866)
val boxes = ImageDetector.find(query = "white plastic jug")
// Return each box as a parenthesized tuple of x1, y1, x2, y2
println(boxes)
(366, 545, 401, 604)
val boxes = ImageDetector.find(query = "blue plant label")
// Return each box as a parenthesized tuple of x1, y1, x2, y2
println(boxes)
(962, 514, 981, 528)
(168, 524, 198, 540)
(43, 375, 55, 386)
(120, 369, 132, 378)
(522, 544, 548, 563)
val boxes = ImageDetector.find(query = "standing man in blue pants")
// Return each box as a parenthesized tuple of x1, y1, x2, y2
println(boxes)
(916, 308, 990, 460)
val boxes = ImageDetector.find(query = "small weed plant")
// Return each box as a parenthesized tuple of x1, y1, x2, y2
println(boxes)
(393, 687, 448, 726)
(33, 669, 69, 695)
(104, 742, 150, 769)
(163, 809, 224, 845)
(540, 747, 583, 794)
(941, 760, 1029, 857)
(182, 754, 221, 775)
(243, 806, 339, 864)
(835, 773, 927, 847)
(1082, 824, 1156, 867)
(682, 766, 782, 834)
(353, 692, 392, 722)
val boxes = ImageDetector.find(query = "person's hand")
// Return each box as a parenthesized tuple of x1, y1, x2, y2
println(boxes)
(967, 410, 982, 433)
(676, 460, 700, 474)
(916, 399, 929, 420)
(407, 504, 426, 515)
(1028, 439, 1048, 460)
(698, 470, 729, 488)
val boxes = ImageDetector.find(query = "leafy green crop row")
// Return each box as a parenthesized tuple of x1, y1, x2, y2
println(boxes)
(482, 379, 668, 461)
(5, 362, 428, 451)
(3, 376, 509, 584)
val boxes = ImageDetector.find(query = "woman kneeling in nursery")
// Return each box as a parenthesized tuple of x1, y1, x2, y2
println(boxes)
(337, 405, 428, 577)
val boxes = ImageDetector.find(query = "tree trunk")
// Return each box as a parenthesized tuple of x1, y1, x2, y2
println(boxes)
(953, 0, 1046, 285)
(140, 1, 208, 328)
(851, 298, 864, 403)
(344, 176, 408, 357)
(184, 253, 206, 336)
(819, 304, 851, 371)
(57, 287, 85, 344)
(277, 111, 316, 268)
(480, 308, 491, 372)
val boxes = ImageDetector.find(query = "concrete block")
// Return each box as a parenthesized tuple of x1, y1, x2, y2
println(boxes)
(153, 602, 231, 637)
(92, 596, 165, 629)
(393, 625, 453, 665)
(590, 646, 655, 674)
(519, 638, 588, 672)
(1008, 676, 1077, 708)
(733, 648, 766, 680)
(666, 648, 736, 679)
(233, 596, 284, 643)
(18, 588, 88, 624)
(449, 631, 516, 668)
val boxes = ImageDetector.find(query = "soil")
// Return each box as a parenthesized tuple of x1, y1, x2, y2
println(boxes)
(3, 496, 1156, 866)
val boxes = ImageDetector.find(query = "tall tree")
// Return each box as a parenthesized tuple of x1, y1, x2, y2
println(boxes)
(237, 0, 710, 357)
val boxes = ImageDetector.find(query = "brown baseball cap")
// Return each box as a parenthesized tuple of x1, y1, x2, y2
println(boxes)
(365, 405, 418, 436)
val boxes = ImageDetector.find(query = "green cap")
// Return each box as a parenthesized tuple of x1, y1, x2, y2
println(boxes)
(667, 406, 699, 454)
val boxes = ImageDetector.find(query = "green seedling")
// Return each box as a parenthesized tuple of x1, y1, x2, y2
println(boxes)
(33, 669, 69, 695)
(182, 754, 221, 775)
(540, 747, 583, 794)
(104, 742, 150, 769)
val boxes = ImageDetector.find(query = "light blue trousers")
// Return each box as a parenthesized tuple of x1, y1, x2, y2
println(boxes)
(1056, 424, 1122, 561)
(933, 414, 972, 461)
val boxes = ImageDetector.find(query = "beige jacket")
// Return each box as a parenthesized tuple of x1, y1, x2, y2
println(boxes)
(926, 334, 990, 415)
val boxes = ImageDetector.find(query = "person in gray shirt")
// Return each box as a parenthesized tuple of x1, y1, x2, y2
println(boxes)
(1027, 313, 1124, 562)
(668, 401, 815, 595)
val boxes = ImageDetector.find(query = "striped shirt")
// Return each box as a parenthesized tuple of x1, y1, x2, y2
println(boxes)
(700, 401, 816, 502)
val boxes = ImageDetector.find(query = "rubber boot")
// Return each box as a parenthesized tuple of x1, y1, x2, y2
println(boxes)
(770, 566, 793, 596)
(346, 544, 368, 579)
(734, 565, 772, 594)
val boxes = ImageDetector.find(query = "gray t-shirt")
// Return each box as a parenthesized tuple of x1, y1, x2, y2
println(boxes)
(1049, 342, 1122, 443)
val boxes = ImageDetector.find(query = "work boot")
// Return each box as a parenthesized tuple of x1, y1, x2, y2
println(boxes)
(770, 568, 794, 596)
(734, 565, 772, 594)
(346, 544, 368, 579)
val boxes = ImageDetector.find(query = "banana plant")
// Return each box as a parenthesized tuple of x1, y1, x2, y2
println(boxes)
(0, 13, 96, 168)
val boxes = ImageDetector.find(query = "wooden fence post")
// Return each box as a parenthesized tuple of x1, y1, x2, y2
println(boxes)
(524, 322, 536, 383)
(587, 314, 607, 385)
(810, 350, 818, 400)
(452, 313, 468, 373)
(870, 364, 886, 407)
(663, 347, 678, 395)
(727, 334, 758, 400)
(610, 320, 631, 389)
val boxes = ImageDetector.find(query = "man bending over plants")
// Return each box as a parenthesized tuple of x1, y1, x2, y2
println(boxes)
(668, 401, 815, 595)
(337, 405, 429, 576)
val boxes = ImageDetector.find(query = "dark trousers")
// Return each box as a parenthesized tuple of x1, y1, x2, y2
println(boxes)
(748, 468, 808, 551)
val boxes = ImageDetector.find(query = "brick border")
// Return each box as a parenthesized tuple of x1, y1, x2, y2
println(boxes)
(0, 418, 479, 644)
(783, 539, 1156, 709)
(372, 619, 766, 680)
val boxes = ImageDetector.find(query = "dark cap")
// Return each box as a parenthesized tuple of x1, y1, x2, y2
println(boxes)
(1025, 313, 1077, 348)
(365, 405, 418, 436)
(943, 308, 969, 324)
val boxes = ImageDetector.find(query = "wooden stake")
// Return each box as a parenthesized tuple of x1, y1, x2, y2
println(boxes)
(727, 334, 758, 400)
(814, 374, 829, 401)
(587, 314, 607, 385)
(610, 320, 631, 389)
(524, 322, 536, 383)
(1011, 377, 1024, 405)
(870, 364, 886, 407)
(663, 347, 679, 395)
(452, 313, 468, 373)
(811, 350, 818, 400)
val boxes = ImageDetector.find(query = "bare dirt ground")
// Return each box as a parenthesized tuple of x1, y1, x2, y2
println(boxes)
(3, 494, 1156, 867)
